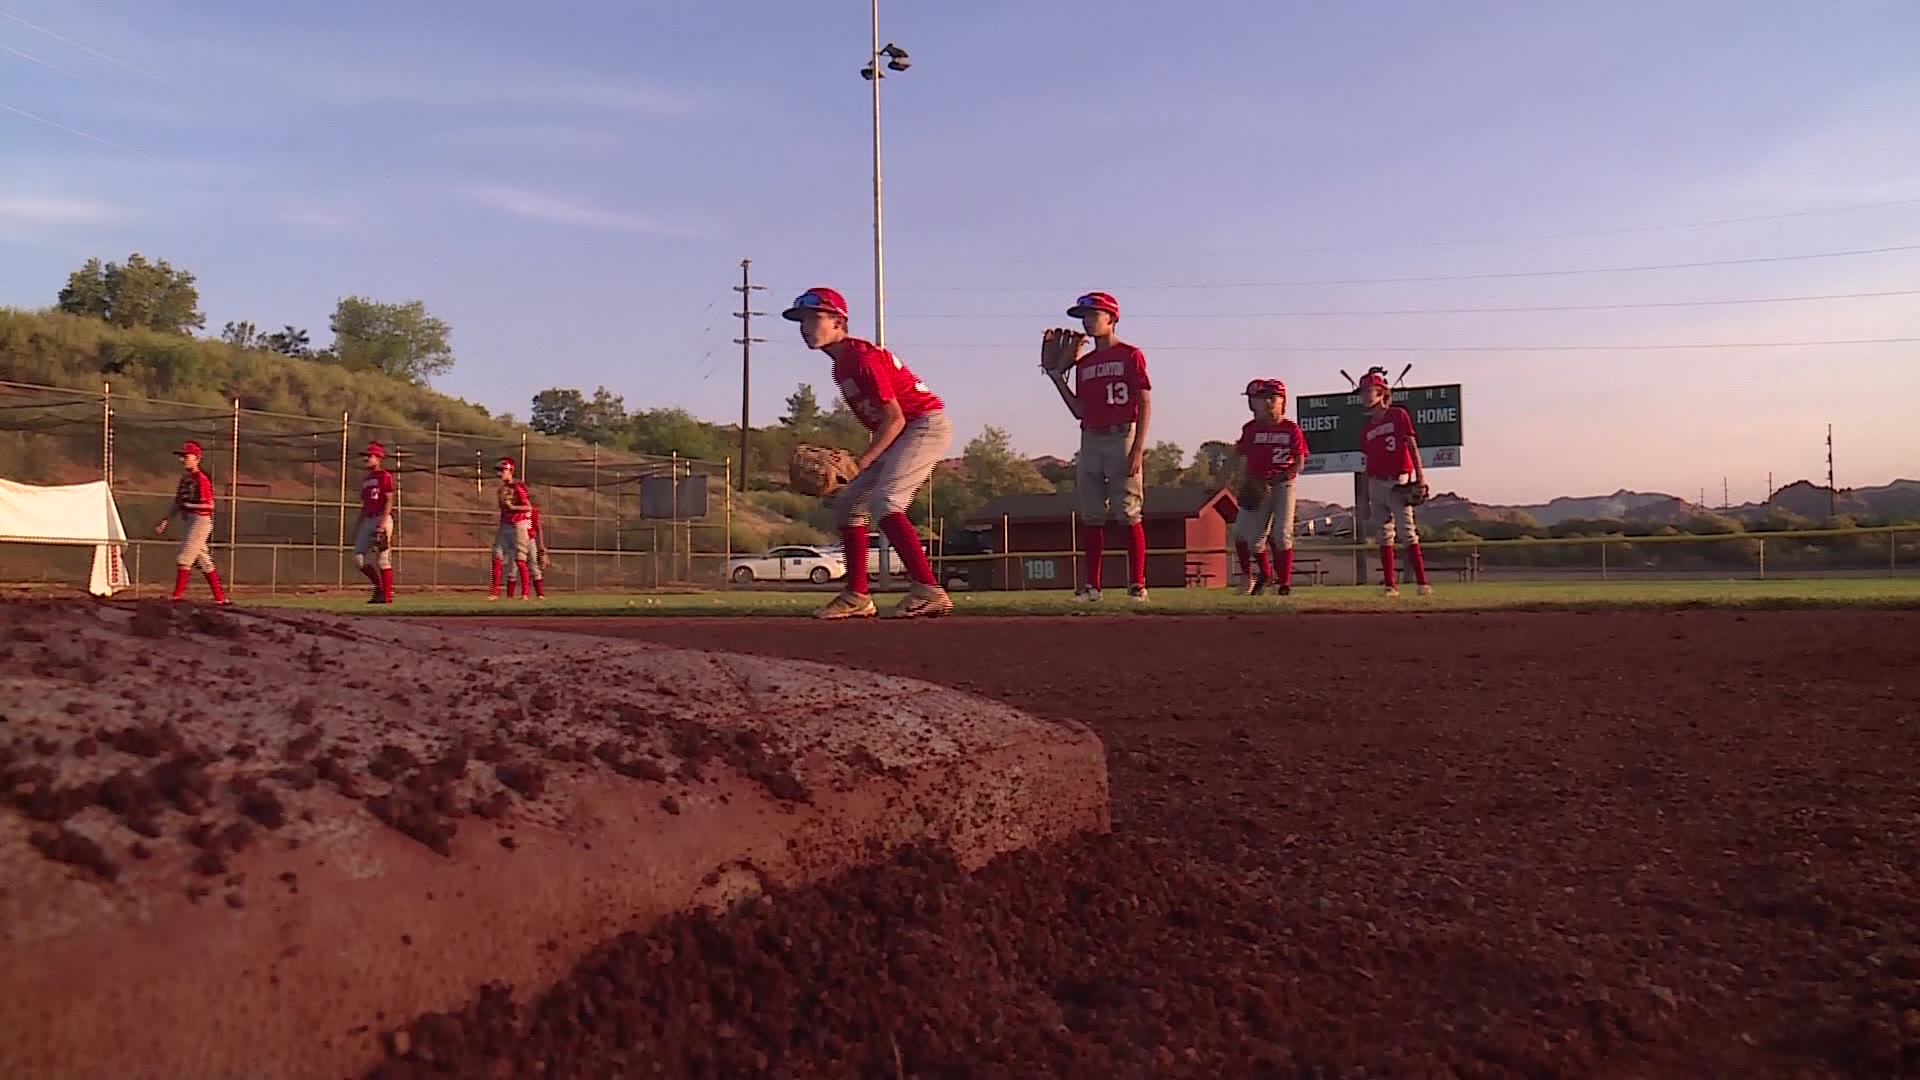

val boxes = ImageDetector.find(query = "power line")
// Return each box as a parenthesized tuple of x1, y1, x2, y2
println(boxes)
(891, 336, 1920, 354)
(891, 287, 1920, 320)
(0, 41, 94, 82)
(887, 241, 1920, 294)
(0, 101, 145, 157)
(0, 10, 159, 79)
(1198, 196, 1920, 257)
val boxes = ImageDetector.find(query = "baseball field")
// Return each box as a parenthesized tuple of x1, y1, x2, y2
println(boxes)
(353, 584, 1914, 1077)
(6, 585, 1917, 1077)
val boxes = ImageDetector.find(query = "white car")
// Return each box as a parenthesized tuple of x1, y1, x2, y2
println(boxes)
(728, 545, 846, 585)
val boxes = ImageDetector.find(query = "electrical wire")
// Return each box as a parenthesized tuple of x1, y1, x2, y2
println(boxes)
(890, 287, 1920, 320)
(890, 337, 1920, 354)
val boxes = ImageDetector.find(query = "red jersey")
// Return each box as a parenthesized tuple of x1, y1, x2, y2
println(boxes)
(359, 468, 395, 519)
(172, 470, 214, 517)
(827, 337, 943, 432)
(1361, 406, 1418, 478)
(498, 481, 532, 524)
(1237, 418, 1309, 481)
(1074, 343, 1150, 430)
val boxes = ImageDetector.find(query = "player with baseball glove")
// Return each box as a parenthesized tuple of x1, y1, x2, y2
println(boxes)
(353, 442, 397, 604)
(1357, 370, 1432, 596)
(788, 444, 860, 499)
(506, 504, 549, 599)
(1232, 380, 1310, 596)
(152, 440, 230, 605)
(488, 458, 535, 601)
(783, 286, 952, 620)
(1041, 291, 1153, 603)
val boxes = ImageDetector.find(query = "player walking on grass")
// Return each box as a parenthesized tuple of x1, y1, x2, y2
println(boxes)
(1358, 371, 1432, 597)
(1233, 380, 1309, 596)
(152, 440, 230, 605)
(1044, 291, 1152, 603)
(489, 458, 535, 601)
(354, 442, 396, 604)
(783, 286, 952, 620)
(506, 505, 548, 599)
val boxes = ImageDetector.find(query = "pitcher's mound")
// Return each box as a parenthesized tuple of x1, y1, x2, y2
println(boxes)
(0, 601, 1108, 1080)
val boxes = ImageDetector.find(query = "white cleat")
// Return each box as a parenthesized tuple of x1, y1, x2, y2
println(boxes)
(1128, 585, 1150, 604)
(815, 589, 878, 620)
(1383, 585, 1401, 598)
(884, 583, 954, 619)
(1072, 587, 1103, 603)
(1417, 584, 1434, 596)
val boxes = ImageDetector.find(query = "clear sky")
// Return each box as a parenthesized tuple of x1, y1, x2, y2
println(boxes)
(3, 1, 1916, 507)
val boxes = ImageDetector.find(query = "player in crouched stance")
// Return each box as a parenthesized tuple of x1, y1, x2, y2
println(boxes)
(1357, 371, 1432, 597)
(784, 287, 952, 620)
(1232, 380, 1308, 596)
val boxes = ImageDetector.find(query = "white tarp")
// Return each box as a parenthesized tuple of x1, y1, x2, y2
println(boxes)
(0, 477, 132, 596)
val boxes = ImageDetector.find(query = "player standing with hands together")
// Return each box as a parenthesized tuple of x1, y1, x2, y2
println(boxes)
(1043, 292, 1153, 603)
(353, 442, 397, 605)
(152, 440, 230, 605)
(1358, 371, 1432, 596)
(1232, 380, 1309, 595)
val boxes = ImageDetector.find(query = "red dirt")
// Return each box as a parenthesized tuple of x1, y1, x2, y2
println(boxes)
(360, 610, 1920, 1078)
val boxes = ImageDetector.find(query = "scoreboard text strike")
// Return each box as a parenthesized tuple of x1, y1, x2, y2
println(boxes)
(1296, 384, 1465, 475)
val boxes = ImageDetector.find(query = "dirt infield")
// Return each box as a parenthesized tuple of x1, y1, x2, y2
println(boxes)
(349, 610, 1920, 1078)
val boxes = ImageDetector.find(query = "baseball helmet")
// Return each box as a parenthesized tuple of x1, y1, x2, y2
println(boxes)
(1356, 371, 1390, 396)
(1067, 291, 1120, 319)
(172, 440, 204, 457)
(783, 287, 849, 322)
(1244, 379, 1275, 397)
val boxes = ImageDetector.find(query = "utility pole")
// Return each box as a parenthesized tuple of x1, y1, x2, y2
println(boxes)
(732, 259, 765, 492)
(1767, 471, 1773, 505)
(1826, 424, 1836, 519)
(1722, 477, 1729, 509)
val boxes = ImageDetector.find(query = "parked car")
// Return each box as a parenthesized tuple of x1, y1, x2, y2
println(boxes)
(821, 531, 908, 577)
(728, 545, 845, 585)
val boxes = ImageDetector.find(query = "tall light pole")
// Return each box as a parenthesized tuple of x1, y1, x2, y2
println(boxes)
(861, 5, 910, 347)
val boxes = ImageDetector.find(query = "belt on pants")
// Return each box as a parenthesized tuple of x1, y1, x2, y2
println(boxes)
(1084, 424, 1131, 436)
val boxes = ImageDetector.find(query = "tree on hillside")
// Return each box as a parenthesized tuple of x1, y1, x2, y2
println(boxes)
(1142, 440, 1186, 487)
(781, 384, 822, 429)
(57, 254, 206, 334)
(530, 386, 627, 442)
(329, 297, 453, 383)
(221, 320, 260, 348)
(265, 326, 312, 357)
(626, 407, 727, 462)
(1180, 439, 1235, 489)
(933, 425, 1052, 524)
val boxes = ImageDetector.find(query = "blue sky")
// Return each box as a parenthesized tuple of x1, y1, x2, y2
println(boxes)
(3, 0, 1917, 506)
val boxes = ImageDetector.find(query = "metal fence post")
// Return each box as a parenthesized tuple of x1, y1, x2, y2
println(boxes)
(1756, 537, 1766, 579)
(432, 423, 441, 590)
(337, 413, 349, 587)
(228, 398, 240, 588)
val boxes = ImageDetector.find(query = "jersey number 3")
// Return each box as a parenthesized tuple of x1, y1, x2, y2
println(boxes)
(1104, 382, 1130, 407)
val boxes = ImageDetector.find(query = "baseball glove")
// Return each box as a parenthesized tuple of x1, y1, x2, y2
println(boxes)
(1040, 327, 1086, 376)
(1393, 479, 1431, 506)
(789, 444, 860, 498)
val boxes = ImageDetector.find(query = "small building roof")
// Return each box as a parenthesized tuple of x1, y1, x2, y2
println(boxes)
(965, 486, 1239, 525)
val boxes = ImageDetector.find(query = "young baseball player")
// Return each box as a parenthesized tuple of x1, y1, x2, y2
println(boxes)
(1233, 380, 1309, 596)
(1044, 291, 1152, 603)
(354, 442, 396, 604)
(151, 440, 230, 605)
(1357, 371, 1432, 596)
(506, 505, 547, 599)
(783, 286, 952, 620)
(489, 458, 535, 601)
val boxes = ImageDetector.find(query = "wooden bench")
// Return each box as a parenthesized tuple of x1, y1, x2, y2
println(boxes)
(1403, 553, 1480, 583)
(1292, 556, 1330, 586)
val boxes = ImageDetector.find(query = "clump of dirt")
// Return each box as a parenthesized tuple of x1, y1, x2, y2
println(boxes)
(186, 609, 245, 639)
(493, 760, 547, 799)
(31, 827, 118, 882)
(127, 602, 173, 639)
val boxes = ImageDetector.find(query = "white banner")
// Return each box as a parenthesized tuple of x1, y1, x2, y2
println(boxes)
(0, 478, 133, 595)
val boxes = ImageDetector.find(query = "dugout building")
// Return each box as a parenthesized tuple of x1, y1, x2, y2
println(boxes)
(960, 487, 1238, 590)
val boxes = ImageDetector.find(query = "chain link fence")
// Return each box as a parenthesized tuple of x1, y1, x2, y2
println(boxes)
(0, 380, 734, 594)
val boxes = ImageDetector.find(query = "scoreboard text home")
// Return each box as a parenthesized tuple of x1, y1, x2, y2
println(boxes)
(1296, 384, 1465, 475)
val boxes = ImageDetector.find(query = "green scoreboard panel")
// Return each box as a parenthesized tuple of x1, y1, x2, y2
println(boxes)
(1296, 384, 1464, 474)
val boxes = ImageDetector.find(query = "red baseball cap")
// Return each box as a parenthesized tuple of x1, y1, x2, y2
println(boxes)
(364, 441, 385, 458)
(1245, 379, 1283, 398)
(496, 457, 516, 471)
(782, 287, 849, 322)
(173, 440, 203, 457)
(1356, 371, 1389, 394)
(1067, 291, 1120, 319)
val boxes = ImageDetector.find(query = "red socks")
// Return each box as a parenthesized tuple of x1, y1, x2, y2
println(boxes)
(204, 569, 227, 604)
(1082, 525, 1106, 590)
(171, 567, 191, 600)
(843, 525, 870, 594)
(1407, 544, 1429, 587)
(1257, 546, 1275, 581)
(533, 576, 545, 599)
(1127, 522, 1147, 589)
(515, 560, 532, 598)
(1380, 544, 1397, 587)
(489, 559, 503, 598)
(1277, 547, 1294, 588)
(879, 513, 934, 587)
(380, 568, 393, 603)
